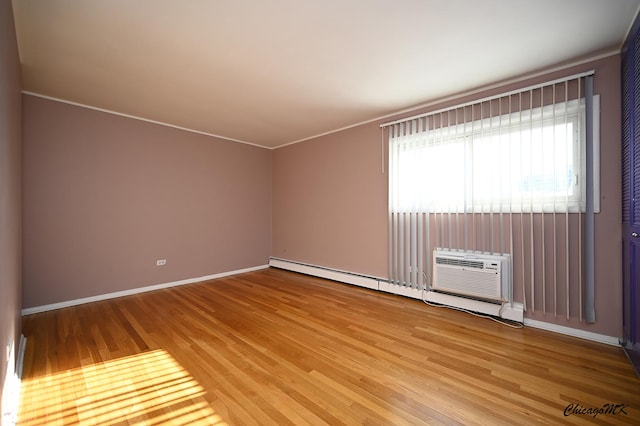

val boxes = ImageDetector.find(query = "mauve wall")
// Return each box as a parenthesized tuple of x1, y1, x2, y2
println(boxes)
(273, 55, 623, 337)
(273, 123, 388, 278)
(0, 0, 22, 403)
(22, 95, 272, 308)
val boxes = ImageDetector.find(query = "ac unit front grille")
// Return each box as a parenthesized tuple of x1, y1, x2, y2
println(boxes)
(432, 249, 510, 302)
(435, 257, 484, 269)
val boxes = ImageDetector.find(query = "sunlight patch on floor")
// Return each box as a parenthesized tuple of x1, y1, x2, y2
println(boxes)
(18, 349, 227, 425)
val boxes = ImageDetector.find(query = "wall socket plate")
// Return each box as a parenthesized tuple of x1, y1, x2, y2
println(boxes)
(156, 259, 166, 266)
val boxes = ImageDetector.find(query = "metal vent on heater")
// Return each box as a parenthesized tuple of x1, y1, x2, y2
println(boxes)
(435, 257, 484, 269)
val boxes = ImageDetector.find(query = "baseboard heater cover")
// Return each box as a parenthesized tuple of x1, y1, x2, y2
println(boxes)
(378, 281, 423, 300)
(425, 290, 524, 322)
(270, 258, 423, 300)
(269, 258, 379, 290)
(270, 257, 522, 321)
(269, 258, 628, 341)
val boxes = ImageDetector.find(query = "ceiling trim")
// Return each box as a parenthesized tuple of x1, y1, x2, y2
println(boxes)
(21, 91, 269, 150)
(623, 3, 640, 44)
(22, 48, 620, 151)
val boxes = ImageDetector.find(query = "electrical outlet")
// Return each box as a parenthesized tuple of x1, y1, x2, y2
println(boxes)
(156, 259, 167, 266)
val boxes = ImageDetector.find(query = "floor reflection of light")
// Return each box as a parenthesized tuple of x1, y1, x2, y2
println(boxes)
(19, 349, 227, 425)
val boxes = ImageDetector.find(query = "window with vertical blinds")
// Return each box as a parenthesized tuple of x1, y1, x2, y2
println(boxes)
(384, 72, 598, 323)
(389, 89, 599, 215)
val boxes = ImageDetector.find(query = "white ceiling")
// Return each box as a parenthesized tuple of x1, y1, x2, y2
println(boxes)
(12, 0, 640, 148)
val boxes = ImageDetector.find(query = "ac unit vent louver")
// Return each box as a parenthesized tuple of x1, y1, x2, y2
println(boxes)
(435, 257, 484, 269)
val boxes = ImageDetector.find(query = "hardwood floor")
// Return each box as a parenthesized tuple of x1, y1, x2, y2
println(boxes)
(18, 268, 640, 425)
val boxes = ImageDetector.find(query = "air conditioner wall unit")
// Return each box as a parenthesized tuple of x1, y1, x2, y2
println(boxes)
(431, 249, 510, 303)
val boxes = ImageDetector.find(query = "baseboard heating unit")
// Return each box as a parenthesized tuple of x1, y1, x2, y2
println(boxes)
(268, 258, 380, 291)
(269, 256, 523, 322)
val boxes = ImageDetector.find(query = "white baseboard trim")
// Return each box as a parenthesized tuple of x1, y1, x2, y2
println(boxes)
(2, 334, 26, 426)
(524, 319, 620, 346)
(16, 335, 26, 380)
(21, 264, 269, 315)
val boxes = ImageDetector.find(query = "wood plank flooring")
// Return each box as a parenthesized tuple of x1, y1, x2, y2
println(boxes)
(18, 268, 640, 425)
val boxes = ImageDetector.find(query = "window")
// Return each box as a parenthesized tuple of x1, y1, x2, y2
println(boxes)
(389, 96, 599, 214)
